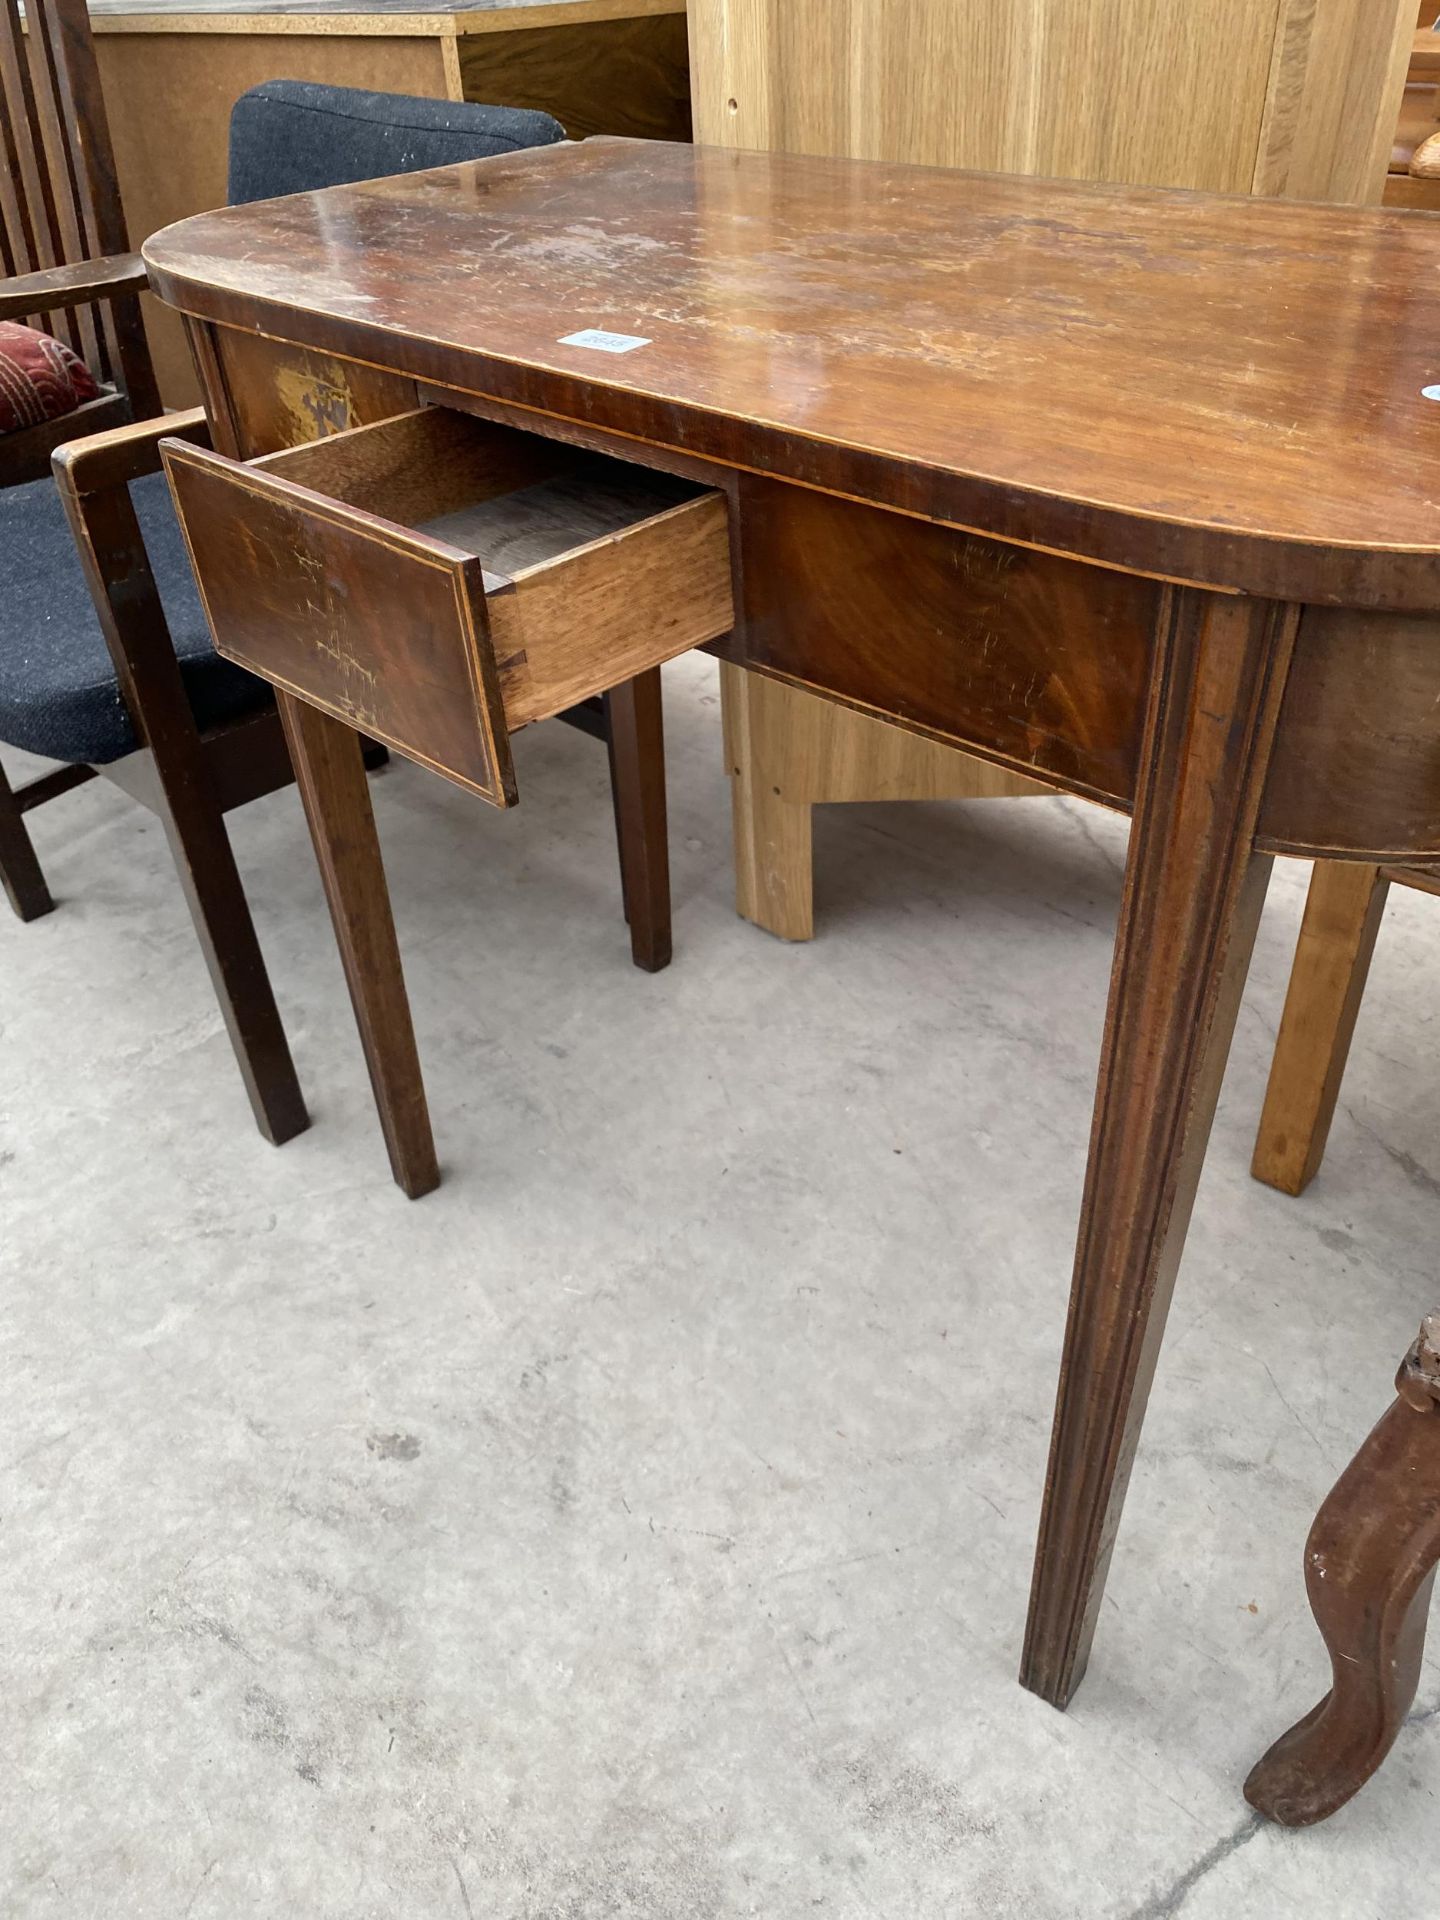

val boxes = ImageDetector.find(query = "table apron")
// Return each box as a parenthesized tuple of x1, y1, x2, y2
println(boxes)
(192, 322, 1440, 863)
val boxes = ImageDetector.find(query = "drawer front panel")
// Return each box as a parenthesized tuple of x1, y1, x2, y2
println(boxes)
(166, 402, 735, 806)
(164, 439, 515, 806)
(729, 473, 1160, 808)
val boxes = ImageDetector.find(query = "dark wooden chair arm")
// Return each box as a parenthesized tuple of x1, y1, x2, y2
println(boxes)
(51, 407, 211, 495)
(0, 252, 149, 325)
(48, 410, 216, 744)
(46, 419, 198, 763)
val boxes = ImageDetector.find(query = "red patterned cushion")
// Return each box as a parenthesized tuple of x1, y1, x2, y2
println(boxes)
(0, 322, 101, 434)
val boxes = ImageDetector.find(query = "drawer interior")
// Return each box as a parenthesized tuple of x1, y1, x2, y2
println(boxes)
(418, 464, 701, 589)
(255, 406, 711, 580)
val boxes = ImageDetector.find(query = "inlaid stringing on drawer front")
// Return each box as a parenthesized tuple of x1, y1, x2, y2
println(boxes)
(162, 406, 735, 805)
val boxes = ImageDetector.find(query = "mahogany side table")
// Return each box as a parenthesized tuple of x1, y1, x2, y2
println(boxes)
(144, 138, 1440, 1713)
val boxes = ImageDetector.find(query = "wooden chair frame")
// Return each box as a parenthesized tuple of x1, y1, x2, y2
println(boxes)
(1, 403, 672, 1147)
(1, 0, 159, 478)
(0, 0, 314, 1137)
(22, 411, 314, 1141)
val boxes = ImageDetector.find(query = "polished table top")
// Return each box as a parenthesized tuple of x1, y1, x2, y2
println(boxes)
(145, 137, 1440, 608)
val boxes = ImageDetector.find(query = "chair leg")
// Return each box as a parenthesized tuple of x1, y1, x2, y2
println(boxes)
(1245, 1315, 1440, 1826)
(1251, 861, 1389, 1196)
(150, 759, 310, 1148)
(0, 756, 55, 922)
(604, 668, 672, 973)
(52, 449, 307, 1145)
(277, 692, 439, 1200)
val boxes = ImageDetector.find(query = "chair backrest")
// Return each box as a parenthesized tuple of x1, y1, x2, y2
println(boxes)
(227, 81, 567, 208)
(0, 0, 137, 390)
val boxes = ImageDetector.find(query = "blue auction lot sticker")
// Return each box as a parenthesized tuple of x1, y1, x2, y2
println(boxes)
(559, 329, 652, 355)
(1423, 384, 1440, 402)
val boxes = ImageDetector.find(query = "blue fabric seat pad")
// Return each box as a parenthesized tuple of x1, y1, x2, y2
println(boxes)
(0, 472, 268, 765)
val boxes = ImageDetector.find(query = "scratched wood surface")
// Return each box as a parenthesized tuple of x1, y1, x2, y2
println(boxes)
(145, 138, 1440, 610)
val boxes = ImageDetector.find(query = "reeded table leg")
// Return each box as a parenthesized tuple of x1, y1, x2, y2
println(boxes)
(277, 692, 439, 1200)
(1021, 587, 1299, 1709)
(1246, 1316, 1440, 1826)
(1251, 860, 1389, 1196)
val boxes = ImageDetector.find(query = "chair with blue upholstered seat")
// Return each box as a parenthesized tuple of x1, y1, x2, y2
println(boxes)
(1, 81, 674, 1147)
(0, 0, 160, 923)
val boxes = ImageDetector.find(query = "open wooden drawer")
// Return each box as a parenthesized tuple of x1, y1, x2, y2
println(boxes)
(162, 406, 734, 806)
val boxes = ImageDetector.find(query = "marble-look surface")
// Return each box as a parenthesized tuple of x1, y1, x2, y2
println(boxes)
(1, 652, 1435, 1918)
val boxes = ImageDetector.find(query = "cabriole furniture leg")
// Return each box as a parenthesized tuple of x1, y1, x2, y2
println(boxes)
(1246, 1315, 1440, 1826)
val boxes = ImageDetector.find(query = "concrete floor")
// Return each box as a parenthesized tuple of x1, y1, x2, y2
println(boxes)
(2, 651, 1436, 1917)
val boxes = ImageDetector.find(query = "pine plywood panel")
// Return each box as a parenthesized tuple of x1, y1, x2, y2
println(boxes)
(691, 0, 1411, 201)
(1254, 0, 1414, 202)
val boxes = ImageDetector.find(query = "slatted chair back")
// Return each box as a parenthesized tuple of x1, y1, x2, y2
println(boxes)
(0, 0, 152, 405)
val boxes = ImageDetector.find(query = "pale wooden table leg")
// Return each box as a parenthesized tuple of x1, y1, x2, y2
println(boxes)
(722, 661, 815, 941)
(277, 692, 439, 1200)
(1021, 589, 1299, 1709)
(1251, 860, 1389, 1196)
(721, 661, 1046, 944)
